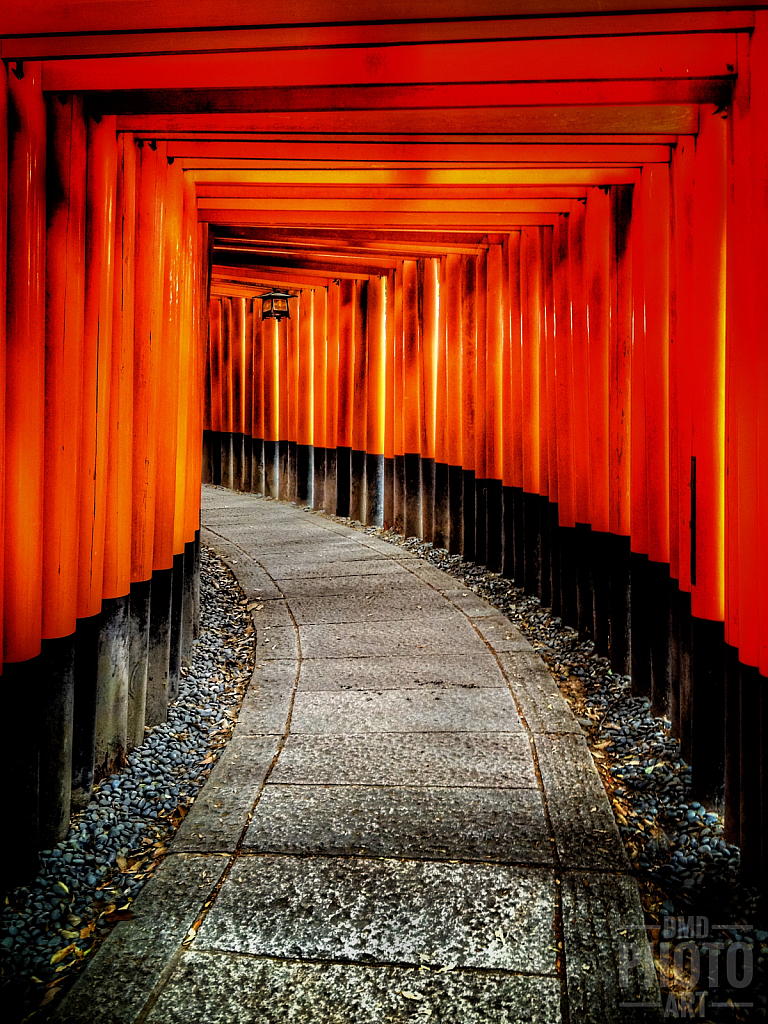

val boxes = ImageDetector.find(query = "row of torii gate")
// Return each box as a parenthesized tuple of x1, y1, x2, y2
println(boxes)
(1, 1, 767, 896)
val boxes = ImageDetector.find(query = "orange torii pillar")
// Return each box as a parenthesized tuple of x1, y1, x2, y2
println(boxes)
(312, 287, 328, 510)
(230, 296, 247, 491)
(219, 296, 234, 489)
(402, 260, 422, 539)
(350, 279, 369, 523)
(251, 297, 265, 495)
(366, 276, 386, 526)
(419, 261, 438, 543)
(520, 228, 543, 596)
(391, 264, 405, 533)
(539, 225, 556, 607)
(38, 92, 86, 846)
(435, 253, 462, 553)
(473, 250, 489, 564)
(296, 289, 313, 505)
(335, 279, 355, 516)
(263, 315, 280, 499)
(460, 254, 478, 560)
(382, 269, 396, 528)
(281, 291, 296, 501)
(206, 297, 223, 485)
(505, 233, 524, 581)
(324, 280, 340, 514)
(4, 62, 46, 877)
(241, 297, 254, 492)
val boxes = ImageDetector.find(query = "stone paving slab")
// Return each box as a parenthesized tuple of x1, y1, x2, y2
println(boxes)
(297, 614, 483, 658)
(243, 783, 552, 863)
(271, 732, 539, 788)
(236, 683, 295, 734)
(50, 854, 228, 1024)
(287, 588, 450, 624)
(561, 872, 662, 1023)
(296, 653, 507, 690)
(442, 587, 510, 618)
(473, 613, 533, 652)
(194, 855, 558, 975)
(255, 623, 299, 659)
(273, 557, 408, 579)
(172, 736, 281, 853)
(498, 652, 580, 734)
(199, 528, 284, 601)
(145, 950, 563, 1024)
(271, 570, 427, 601)
(534, 733, 630, 870)
(288, 686, 523, 733)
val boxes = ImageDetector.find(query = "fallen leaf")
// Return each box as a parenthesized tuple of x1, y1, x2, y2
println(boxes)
(400, 991, 423, 1001)
(40, 988, 61, 1007)
(104, 910, 134, 923)
(50, 944, 75, 965)
(79, 922, 95, 939)
(57, 881, 69, 894)
(116, 855, 128, 872)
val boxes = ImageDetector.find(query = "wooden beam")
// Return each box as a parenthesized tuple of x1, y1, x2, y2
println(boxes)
(42, 34, 735, 92)
(119, 106, 700, 135)
(187, 167, 638, 185)
(201, 209, 561, 226)
(214, 252, 396, 275)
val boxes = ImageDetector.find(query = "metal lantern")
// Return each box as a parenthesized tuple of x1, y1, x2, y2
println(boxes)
(258, 288, 293, 322)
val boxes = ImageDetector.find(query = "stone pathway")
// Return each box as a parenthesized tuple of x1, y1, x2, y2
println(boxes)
(52, 486, 661, 1023)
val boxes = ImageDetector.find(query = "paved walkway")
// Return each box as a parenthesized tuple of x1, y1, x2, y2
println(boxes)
(54, 486, 661, 1023)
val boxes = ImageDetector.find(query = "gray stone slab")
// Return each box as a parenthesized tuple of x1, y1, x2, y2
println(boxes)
(252, 658, 297, 688)
(442, 587, 502, 618)
(473, 613, 532, 652)
(297, 614, 483, 658)
(146, 949, 562, 1024)
(396, 559, 457, 589)
(273, 570, 426, 600)
(256, 623, 298, 659)
(195, 855, 557, 975)
(200, 531, 284, 601)
(173, 735, 281, 852)
(561, 872, 662, 1024)
(271, 732, 538, 788)
(289, 687, 523, 733)
(243, 783, 551, 863)
(287, 588, 449, 625)
(533, 733, 630, 870)
(258, 540, 391, 569)
(49, 854, 227, 1024)
(273, 557, 408, 579)
(297, 653, 507, 691)
(499, 653, 580, 734)
(236, 683, 294, 734)
(250, 597, 293, 627)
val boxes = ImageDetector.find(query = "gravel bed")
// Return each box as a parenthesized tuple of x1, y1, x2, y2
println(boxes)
(308, 505, 766, 1022)
(0, 548, 255, 1022)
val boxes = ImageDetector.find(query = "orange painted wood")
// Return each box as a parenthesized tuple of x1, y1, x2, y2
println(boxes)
(520, 229, 542, 497)
(609, 186, 632, 539)
(262, 317, 279, 444)
(689, 108, 727, 622)
(220, 297, 233, 434)
(460, 254, 477, 477)
(0, 66, 7, 669)
(542, 226, 556, 501)
(231, 296, 247, 435)
(42, 93, 86, 638)
(78, 114, 117, 618)
(552, 214, 575, 528)
(182, 176, 202, 544)
(629, 178, 649, 557)
(43, 33, 736, 92)
(641, 164, 671, 566)
(383, 270, 395, 464)
(297, 289, 313, 447)
(402, 260, 421, 456)
(312, 288, 327, 450)
(152, 155, 182, 573)
(474, 251, 488, 483)
(251, 300, 264, 443)
(243, 297, 254, 439)
(131, 141, 164, 582)
(392, 266, 404, 459)
(103, 130, 136, 600)
(443, 254, 462, 468)
(351, 280, 368, 453)
(434, 258, 447, 469)
(4, 63, 46, 661)
(367, 277, 386, 457)
(325, 281, 340, 452)
(174, 173, 196, 553)
(569, 200, 591, 526)
(208, 299, 223, 433)
(506, 235, 523, 490)
(585, 187, 611, 533)
(486, 242, 505, 483)
(420, 260, 439, 462)
(285, 298, 297, 446)
(336, 279, 354, 450)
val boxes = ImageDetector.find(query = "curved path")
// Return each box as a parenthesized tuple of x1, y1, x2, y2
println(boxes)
(54, 486, 661, 1024)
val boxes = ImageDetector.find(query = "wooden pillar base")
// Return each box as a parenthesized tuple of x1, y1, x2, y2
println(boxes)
(366, 453, 384, 527)
(128, 578, 151, 749)
(94, 595, 130, 779)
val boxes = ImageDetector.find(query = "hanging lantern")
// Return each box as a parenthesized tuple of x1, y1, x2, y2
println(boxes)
(258, 288, 293, 322)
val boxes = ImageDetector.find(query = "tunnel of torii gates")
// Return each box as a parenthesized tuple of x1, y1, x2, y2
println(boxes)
(0, 0, 767, 894)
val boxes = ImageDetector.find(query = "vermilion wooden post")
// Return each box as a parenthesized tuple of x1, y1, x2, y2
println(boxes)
(4, 62, 46, 664)
(460, 253, 477, 560)
(219, 296, 233, 486)
(420, 260, 439, 541)
(251, 298, 264, 492)
(485, 241, 505, 570)
(520, 227, 542, 594)
(504, 234, 522, 577)
(392, 265, 405, 532)
(366, 275, 386, 525)
(433, 257, 448, 547)
(78, 114, 117, 620)
(336, 278, 354, 515)
(209, 298, 223, 437)
(43, 93, 86, 641)
(242, 295, 253, 489)
(132, 140, 163, 585)
(103, 129, 136, 604)
(552, 215, 575, 532)
(568, 200, 591, 532)
(152, 158, 182, 577)
(443, 253, 462, 552)
(610, 186, 633, 543)
(312, 286, 327, 508)
(0, 64, 7, 671)
(296, 288, 313, 504)
(350, 279, 368, 522)
(541, 224, 556, 606)
(402, 259, 421, 537)
(382, 270, 395, 527)
(474, 249, 488, 563)
(173, 178, 194, 554)
(325, 280, 340, 512)
(585, 187, 611, 537)
(262, 313, 279, 499)
(231, 295, 247, 487)
(283, 290, 297, 499)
